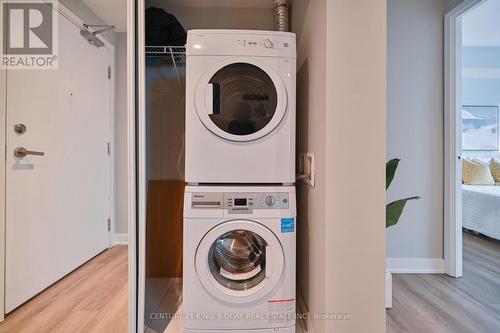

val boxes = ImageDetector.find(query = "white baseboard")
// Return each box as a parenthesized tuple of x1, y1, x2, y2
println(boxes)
(385, 271, 392, 308)
(386, 258, 445, 274)
(113, 233, 128, 245)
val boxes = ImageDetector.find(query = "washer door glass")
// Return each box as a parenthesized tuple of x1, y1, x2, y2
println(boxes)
(208, 229, 267, 291)
(208, 63, 278, 136)
(195, 220, 285, 303)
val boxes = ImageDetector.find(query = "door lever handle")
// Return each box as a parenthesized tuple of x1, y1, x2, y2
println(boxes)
(14, 147, 45, 158)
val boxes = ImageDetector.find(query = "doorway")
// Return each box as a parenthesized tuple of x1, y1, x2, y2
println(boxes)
(444, 0, 500, 276)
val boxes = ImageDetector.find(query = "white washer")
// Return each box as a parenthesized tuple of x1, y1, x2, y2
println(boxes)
(183, 186, 296, 333)
(185, 30, 296, 184)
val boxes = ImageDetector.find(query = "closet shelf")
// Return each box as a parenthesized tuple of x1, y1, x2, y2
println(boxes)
(145, 46, 186, 66)
(145, 46, 186, 96)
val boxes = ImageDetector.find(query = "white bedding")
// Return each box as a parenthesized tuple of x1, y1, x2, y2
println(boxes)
(462, 185, 500, 240)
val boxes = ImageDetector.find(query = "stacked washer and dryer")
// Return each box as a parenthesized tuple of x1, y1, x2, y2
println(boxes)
(183, 30, 297, 333)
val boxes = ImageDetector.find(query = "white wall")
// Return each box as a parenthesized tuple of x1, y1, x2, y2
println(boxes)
(387, 0, 446, 260)
(292, 0, 327, 331)
(115, 32, 129, 235)
(60, 0, 117, 45)
(82, 0, 128, 32)
(295, 1, 387, 331)
(462, 0, 500, 46)
(461, 3, 500, 162)
(325, 1, 387, 332)
(461, 47, 500, 162)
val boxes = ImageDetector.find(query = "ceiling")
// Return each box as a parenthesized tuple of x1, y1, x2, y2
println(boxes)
(82, 0, 127, 32)
(462, 0, 500, 47)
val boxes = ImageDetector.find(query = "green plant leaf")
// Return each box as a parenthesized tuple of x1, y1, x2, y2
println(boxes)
(386, 158, 401, 190)
(386, 196, 420, 228)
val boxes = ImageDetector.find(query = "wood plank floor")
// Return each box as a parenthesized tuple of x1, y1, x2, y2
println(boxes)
(6, 234, 498, 333)
(144, 278, 182, 333)
(387, 232, 500, 333)
(0, 245, 128, 333)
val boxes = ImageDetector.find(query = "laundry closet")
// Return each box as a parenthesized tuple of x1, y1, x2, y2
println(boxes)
(139, 1, 316, 332)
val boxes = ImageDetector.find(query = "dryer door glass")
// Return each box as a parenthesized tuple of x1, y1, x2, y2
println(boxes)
(208, 229, 267, 291)
(208, 63, 278, 136)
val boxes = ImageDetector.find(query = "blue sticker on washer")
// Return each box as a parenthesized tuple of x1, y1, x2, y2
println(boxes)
(281, 218, 295, 233)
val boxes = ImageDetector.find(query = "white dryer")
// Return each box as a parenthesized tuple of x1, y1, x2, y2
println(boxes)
(183, 186, 296, 333)
(185, 30, 296, 184)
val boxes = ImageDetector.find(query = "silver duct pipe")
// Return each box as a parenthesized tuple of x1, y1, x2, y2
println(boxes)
(274, 0, 289, 32)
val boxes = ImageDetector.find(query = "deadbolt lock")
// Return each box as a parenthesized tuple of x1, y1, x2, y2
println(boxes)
(14, 124, 27, 134)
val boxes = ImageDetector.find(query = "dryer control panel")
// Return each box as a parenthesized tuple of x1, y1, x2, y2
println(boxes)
(190, 191, 290, 214)
(186, 30, 296, 59)
(236, 38, 290, 50)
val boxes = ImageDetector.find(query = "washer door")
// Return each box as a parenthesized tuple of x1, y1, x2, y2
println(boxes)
(194, 58, 288, 142)
(195, 220, 285, 304)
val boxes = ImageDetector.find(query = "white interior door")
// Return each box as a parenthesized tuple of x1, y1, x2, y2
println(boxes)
(5, 10, 112, 312)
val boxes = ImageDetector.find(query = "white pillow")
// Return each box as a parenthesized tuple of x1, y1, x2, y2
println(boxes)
(463, 158, 495, 185)
(489, 158, 500, 183)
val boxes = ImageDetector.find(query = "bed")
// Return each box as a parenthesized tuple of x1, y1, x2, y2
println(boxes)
(462, 185, 500, 240)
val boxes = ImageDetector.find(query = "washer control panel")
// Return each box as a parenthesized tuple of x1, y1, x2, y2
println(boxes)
(225, 192, 289, 214)
(191, 191, 290, 214)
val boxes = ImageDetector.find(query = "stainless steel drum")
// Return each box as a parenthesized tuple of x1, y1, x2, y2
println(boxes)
(208, 230, 267, 290)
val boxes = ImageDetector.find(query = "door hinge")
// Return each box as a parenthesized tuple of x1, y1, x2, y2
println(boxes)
(107, 218, 111, 231)
(107, 142, 110, 155)
(107, 65, 111, 80)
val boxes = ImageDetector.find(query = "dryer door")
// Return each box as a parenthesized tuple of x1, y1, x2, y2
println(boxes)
(195, 219, 285, 304)
(194, 58, 288, 142)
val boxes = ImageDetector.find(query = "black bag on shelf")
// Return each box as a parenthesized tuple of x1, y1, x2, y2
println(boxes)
(145, 7, 187, 46)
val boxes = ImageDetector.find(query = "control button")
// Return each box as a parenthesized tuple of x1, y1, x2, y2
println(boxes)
(264, 39, 274, 49)
(265, 196, 275, 207)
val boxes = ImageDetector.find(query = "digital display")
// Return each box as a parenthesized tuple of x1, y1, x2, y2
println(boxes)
(234, 198, 247, 206)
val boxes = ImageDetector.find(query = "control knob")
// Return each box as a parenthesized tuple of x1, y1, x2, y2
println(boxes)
(265, 195, 275, 207)
(264, 39, 274, 49)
